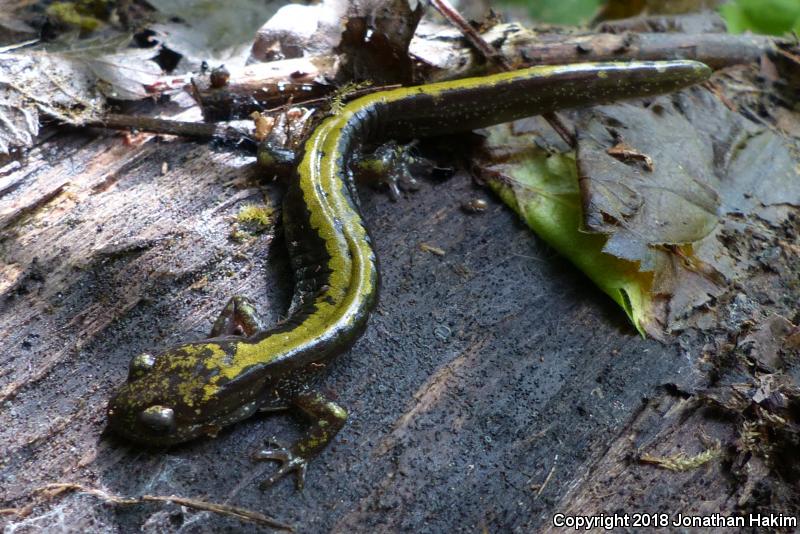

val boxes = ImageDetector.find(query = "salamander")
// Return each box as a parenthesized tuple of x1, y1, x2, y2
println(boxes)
(107, 60, 711, 488)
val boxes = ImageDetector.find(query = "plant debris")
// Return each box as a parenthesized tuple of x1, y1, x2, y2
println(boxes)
(0, 36, 160, 154)
(480, 74, 800, 336)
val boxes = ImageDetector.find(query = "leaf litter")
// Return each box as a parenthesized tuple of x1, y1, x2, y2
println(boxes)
(479, 77, 800, 336)
(0, 35, 161, 154)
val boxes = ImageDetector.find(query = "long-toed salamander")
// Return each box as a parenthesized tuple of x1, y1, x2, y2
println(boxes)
(107, 60, 711, 488)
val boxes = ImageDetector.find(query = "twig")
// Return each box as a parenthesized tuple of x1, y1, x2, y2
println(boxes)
(429, 1, 576, 146)
(535, 455, 558, 498)
(427, 0, 511, 71)
(91, 114, 222, 138)
(33, 483, 293, 531)
(540, 112, 576, 148)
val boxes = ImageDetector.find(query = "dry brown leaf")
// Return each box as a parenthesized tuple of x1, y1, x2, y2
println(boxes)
(0, 38, 161, 154)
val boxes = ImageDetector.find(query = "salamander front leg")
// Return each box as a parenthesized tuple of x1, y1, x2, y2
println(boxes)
(355, 141, 425, 201)
(253, 390, 348, 490)
(210, 296, 265, 337)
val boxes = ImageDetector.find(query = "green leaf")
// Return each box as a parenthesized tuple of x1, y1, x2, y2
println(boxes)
(482, 141, 654, 336)
(719, 0, 800, 35)
(498, 0, 604, 25)
(478, 76, 800, 337)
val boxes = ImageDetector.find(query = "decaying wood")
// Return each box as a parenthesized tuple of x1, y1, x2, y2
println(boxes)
(3, 101, 798, 531)
(2, 20, 799, 534)
(505, 30, 773, 70)
(0, 119, 727, 531)
(191, 56, 337, 121)
(541, 393, 735, 533)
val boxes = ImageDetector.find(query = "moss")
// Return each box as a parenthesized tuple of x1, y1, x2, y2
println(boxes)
(47, 0, 110, 31)
(237, 204, 273, 228)
(229, 225, 250, 243)
(640, 447, 721, 472)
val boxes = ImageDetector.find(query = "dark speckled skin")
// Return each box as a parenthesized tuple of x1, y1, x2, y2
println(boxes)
(107, 61, 711, 488)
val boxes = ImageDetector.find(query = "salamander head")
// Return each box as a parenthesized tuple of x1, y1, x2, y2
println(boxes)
(106, 343, 262, 447)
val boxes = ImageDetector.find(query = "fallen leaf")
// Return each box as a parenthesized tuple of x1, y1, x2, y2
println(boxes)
(607, 141, 654, 172)
(479, 76, 800, 336)
(479, 137, 657, 336)
(739, 314, 796, 371)
(0, 36, 161, 154)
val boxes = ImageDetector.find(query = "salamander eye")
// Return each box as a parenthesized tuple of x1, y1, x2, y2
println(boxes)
(128, 353, 155, 381)
(138, 405, 175, 435)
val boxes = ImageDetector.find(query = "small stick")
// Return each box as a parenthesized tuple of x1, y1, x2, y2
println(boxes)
(535, 455, 558, 498)
(91, 114, 222, 138)
(34, 483, 293, 531)
(428, 0, 576, 146)
(428, 0, 511, 71)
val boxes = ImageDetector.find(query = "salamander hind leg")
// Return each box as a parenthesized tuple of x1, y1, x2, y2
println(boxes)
(210, 296, 266, 337)
(253, 389, 348, 490)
